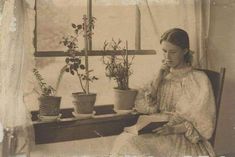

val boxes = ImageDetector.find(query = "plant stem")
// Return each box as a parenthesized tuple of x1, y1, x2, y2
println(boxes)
(83, 14, 89, 94)
(125, 41, 129, 89)
(55, 65, 67, 96)
(33, 88, 41, 96)
(76, 70, 86, 93)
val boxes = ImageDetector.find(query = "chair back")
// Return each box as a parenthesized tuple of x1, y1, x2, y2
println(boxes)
(197, 68, 226, 147)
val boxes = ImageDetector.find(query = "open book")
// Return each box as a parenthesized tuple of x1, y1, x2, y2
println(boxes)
(124, 113, 170, 135)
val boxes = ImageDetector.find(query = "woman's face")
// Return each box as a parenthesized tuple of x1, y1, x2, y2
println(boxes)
(161, 41, 187, 69)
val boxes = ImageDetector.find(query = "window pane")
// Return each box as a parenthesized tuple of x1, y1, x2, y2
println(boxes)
(37, 0, 87, 51)
(92, 1, 136, 50)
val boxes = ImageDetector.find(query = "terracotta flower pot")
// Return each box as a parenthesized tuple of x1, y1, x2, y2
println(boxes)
(38, 96, 61, 116)
(72, 92, 97, 114)
(113, 88, 138, 110)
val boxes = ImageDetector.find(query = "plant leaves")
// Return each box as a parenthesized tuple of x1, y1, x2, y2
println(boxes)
(74, 62, 78, 68)
(65, 68, 70, 72)
(70, 64, 74, 71)
(65, 58, 70, 64)
(75, 58, 80, 64)
(72, 23, 76, 28)
(92, 76, 98, 80)
(70, 58, 75, 62)
(77, 24, 82, 30)
(80, 64, 85, 70)
(70, 70, 74, 75)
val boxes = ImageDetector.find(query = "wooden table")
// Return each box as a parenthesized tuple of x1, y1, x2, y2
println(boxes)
(31, 105, 139, 144)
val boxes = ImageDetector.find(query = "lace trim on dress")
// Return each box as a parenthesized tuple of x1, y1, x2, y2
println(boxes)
(165, 66, 193, 81)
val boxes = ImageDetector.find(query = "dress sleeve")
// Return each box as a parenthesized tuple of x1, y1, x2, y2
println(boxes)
(175, 71, 216, 141)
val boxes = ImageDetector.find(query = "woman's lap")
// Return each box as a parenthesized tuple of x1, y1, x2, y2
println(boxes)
(111, 132, 211, 157)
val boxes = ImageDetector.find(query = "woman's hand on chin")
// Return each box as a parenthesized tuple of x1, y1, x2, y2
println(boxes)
(158, 60, 170, 78)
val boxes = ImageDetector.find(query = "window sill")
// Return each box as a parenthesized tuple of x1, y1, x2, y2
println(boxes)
(31, 105, 139, 144)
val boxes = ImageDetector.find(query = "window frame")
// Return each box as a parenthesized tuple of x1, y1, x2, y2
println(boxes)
(33, 0, 156, 57)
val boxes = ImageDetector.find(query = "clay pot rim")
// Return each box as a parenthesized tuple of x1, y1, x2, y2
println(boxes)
(113, 88, 138, 92)
(72, 92, 97, 96)
(38, 95, 62, 99)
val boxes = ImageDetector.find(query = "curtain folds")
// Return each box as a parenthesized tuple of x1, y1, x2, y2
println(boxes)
(0, 0, 35, 156)
(139, 0, 211, 68)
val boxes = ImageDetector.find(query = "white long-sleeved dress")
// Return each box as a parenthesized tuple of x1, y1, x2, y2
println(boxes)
(111, 67, 216, 157)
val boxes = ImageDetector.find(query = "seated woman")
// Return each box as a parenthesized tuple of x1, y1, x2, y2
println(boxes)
(111, 28, 216, 157)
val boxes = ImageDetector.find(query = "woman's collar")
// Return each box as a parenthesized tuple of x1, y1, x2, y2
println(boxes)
(164, 66, 193, 81)
(169, 66, 192, 74)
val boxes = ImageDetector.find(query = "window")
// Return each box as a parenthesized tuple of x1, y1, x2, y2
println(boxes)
(31, 0, 157, 111)
(36, 0, 87, 51)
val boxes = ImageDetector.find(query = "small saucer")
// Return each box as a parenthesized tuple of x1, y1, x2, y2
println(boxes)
(72, 111, 95, 120)
(38, 114, 61, 122)
(114, 109, 134, 115)
(92, 113, 117, 118)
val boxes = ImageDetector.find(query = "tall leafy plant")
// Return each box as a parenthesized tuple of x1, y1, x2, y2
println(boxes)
(58, 15, 98, 94)
(33, 68, 55, 96)
(102, 39, 134, 90)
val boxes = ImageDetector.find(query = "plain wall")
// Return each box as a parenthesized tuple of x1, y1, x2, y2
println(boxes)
(208, 1, 235, 155)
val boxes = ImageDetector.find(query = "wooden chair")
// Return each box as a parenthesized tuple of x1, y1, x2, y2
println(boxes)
(197, 68, 226, 147)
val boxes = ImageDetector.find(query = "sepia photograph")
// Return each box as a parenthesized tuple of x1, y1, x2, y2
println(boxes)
(0, 0, 234, 156)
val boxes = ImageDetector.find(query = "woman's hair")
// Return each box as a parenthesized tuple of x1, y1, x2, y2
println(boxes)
(160, 28, 192, 65)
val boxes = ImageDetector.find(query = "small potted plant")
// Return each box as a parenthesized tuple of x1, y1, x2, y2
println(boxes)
(59, 15, 98, 114)
(33, 68, 61, 117)
(102, 39, 138, 110)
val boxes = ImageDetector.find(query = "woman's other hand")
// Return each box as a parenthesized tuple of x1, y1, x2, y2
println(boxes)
(164, 112, 185, 125)
(152, 125, 174, 135)
(152, 122, 187, 135)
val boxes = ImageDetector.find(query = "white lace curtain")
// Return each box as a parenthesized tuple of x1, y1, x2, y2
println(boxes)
(0, 0, 35, 156)
(138, 0, 211, 68)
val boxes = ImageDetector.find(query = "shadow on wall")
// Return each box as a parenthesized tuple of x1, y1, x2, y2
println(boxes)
(0, 122, 3, 143)
(208, 3, 235, 153)
(215, 77, 235, 155)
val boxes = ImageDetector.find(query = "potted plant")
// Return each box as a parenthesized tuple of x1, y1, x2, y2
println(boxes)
(102, 39, 138, 110)
(59, 15, 98, 114)
(33, 68, 61, 117)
